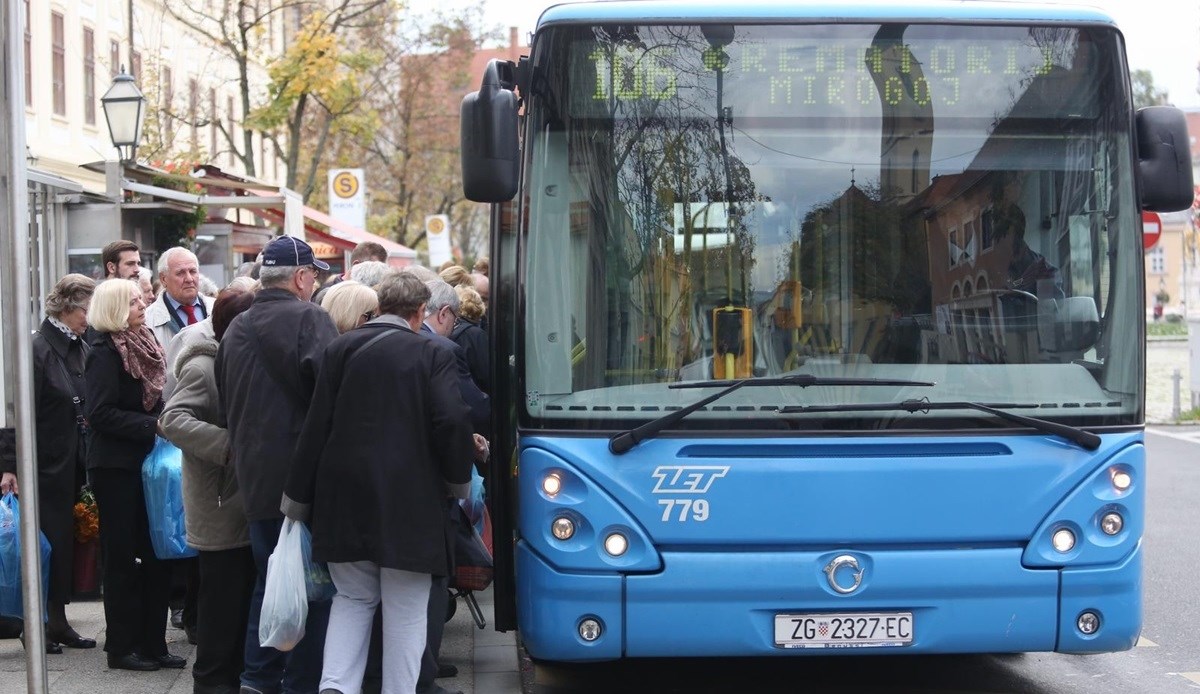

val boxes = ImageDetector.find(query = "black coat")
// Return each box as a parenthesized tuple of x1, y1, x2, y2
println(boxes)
(215, 288, 340, 521)
(30, 321, 90, 602)
(422, 323, 489, 434)
(84, 333, 161, 471)
(32, 321, 89, 488)
(450, 318, 490, 395)
(285, 320, 474, 575)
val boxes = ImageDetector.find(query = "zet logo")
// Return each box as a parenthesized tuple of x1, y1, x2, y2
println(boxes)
(650, 465, 729, 494)
(332, 171, 359, 199)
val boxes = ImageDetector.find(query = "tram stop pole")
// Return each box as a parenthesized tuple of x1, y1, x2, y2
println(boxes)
(2, 1, 50, 692)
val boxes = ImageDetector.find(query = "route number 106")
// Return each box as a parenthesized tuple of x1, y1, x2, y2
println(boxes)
(658, 498, 710, 522)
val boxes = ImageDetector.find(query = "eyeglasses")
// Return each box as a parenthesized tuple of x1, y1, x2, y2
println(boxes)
(361, 311, 377, 321)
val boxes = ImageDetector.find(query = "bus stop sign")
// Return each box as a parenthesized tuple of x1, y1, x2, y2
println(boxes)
(1143, 211, 1162, 250)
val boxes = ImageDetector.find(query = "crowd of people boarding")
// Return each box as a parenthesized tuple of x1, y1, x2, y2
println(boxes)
(0, 235, 493, 694)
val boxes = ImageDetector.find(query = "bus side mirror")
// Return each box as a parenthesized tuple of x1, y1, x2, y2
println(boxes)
(1137, 106, 1194, 212)
(461, 60, 520, 203)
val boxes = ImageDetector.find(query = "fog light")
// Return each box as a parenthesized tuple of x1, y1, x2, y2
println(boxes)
(551, 516, 575, 540)
(542, 473, 563, 497)
(1077, 611, 1100, 635)
(1100, 512, 1124, 536)
(1110, 469, 1132, 493)
(603, 533, 628, 557)
(578, 618, 602, 642)
(1052, 528, 1076, 553)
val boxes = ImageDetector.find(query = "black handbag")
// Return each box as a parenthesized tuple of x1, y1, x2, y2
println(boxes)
(50, 351, 90, 469)
(449, 502, 492, 592)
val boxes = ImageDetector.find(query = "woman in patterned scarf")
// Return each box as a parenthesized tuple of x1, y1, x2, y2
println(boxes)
(84, 278, 184, 672)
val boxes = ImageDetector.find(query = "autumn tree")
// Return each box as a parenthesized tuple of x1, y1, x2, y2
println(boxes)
(340, 6, 500, 253)
(1131, 69, 1169, 109)
(166, 0, 384, 200)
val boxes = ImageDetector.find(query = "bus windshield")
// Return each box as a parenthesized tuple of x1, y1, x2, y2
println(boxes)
(520, 22, 1143, 431)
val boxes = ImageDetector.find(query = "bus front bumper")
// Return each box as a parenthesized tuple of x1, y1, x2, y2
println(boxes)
(516, 541, 1141, 661)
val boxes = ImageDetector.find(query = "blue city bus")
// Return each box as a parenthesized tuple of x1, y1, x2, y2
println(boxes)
(460, 0, 1194, 661)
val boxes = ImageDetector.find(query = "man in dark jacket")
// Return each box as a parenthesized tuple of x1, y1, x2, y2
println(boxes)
(417, 279, 489, 694)
(282, 273, 475, 694)
(215, 236, 340, 694)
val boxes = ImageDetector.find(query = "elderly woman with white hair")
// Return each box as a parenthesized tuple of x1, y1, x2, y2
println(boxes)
(85, 279, 184, 672)
(320, 280, 379, 334)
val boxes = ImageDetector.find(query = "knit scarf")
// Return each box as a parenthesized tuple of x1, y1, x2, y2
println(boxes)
(110, 326, 166, 411)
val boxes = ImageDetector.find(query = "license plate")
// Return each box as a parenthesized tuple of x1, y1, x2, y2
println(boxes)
(774, 612, 914, 649)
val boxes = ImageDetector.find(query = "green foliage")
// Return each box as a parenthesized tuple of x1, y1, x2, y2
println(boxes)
(1131, 69, 1169, 109)
(1146, 321, 1187, 336)
(1177, 406, 1200, 422)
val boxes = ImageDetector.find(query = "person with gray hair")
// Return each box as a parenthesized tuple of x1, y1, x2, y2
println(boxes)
(350, 260, 397, 289)
(0, 274, 98, 653)
(400, 264, 439, 283)
(415, 279, 488, 694)
(215, 235, 339, 694)
(422, 280, 460, 338)
(136, 266, 156, 307)
(145, 247, 215, 351)
(282, 272, 480, 694)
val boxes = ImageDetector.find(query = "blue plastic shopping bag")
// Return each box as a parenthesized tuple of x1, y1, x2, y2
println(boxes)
(0, 493, 51, 620)
(297, 521, 334, 602)
(142, 437, 197, 560)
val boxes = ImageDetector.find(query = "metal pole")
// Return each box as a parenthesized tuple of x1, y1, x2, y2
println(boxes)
(3, 1, 48, 691)
(1172, 368, 1183, 421)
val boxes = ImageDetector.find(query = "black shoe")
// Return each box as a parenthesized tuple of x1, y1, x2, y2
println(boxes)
(108, 653, 161, 671)
(19, 634, 63, 654)
(436, 663, 459, 678)
(170, 608, 184, 629)
(153, 653, 188, 669)
(193, 685, 240, 694)
(49, 629, 97, 649)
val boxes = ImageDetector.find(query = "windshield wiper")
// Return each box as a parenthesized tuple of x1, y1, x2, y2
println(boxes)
(777, 398, 1101, 451)
(608, 375, 935, 455)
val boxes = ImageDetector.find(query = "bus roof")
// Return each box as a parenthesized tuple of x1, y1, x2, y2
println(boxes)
(536, 0, 1118, 29)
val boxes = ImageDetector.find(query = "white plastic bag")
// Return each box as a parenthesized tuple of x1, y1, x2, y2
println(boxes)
(258, 518, 308, 651)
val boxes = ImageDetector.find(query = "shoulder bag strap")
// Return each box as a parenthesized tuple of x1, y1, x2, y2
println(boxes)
(344, 329, 397, 370)
(243, 319, 309, 408)
(49, 347, 88, 431)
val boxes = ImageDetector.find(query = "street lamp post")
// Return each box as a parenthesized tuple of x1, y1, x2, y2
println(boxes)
(100, 71, 146, 162)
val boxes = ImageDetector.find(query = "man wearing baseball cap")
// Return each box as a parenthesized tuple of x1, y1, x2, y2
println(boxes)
(215, 235, 339, 694)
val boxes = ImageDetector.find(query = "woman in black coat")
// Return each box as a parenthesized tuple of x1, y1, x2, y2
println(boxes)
(83, 278, 183, 672)
(0, 274, 97, 652)
(449, 284, 489, 395)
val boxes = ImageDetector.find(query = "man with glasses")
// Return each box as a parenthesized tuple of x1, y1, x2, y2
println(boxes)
(416, 280, 488, 694)
(215, 235, 340, 694)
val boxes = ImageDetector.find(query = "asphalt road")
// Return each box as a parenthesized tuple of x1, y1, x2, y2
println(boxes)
(523, 428, 1200, 693)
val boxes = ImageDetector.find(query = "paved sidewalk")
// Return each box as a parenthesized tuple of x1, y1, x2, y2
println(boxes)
(0, 587, 521, 693)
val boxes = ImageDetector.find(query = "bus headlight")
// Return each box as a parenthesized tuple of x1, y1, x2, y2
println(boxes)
(603, 532, 628, 557)
(1052, 528, 1076, 553)
(542, 473, 563, 498)
(1077, 611, 1100, 635)
(578, 617, 603, 642)
(551, 516, 575, 540)
(1110, 468, 1132, 493)
(1100, 512, 1124, 536)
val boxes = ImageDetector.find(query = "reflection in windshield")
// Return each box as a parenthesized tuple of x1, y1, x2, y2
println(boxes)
(521, 23, 1141, 429)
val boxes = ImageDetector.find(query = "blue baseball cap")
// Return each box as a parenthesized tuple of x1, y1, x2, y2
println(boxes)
(261, 236, 330, 271)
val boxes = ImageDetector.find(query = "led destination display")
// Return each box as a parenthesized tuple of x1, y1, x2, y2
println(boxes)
(571, 27, 1095, 120)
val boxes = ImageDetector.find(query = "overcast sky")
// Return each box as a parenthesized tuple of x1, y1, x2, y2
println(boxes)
(421, 0, 1200, 109)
